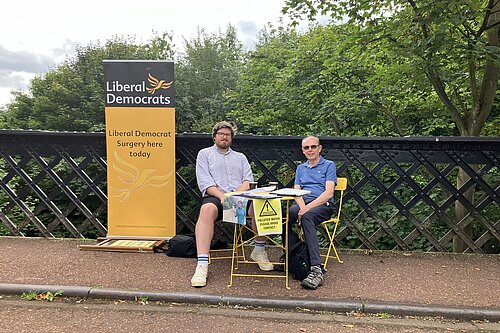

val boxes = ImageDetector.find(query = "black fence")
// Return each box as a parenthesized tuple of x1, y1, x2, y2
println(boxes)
(0, 130, 498, 253)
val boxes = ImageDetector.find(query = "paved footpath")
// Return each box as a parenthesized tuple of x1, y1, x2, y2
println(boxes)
(0, 237, 499, 323)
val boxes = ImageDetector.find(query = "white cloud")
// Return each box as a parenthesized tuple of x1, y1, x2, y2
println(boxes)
(0, 0, 287, 107)
(0, 46, 53, 79)
(0, 87, 19, 108)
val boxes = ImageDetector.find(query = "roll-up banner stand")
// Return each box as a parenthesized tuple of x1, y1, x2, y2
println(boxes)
(81, 60, 176, 252)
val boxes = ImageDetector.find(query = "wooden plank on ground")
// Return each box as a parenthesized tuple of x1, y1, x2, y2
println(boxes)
(79, 238, 166, 253)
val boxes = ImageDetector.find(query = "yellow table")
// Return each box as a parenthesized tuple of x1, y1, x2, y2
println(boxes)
(227, 195, 296, 289)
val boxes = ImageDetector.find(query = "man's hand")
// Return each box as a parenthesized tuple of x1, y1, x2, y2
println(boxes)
(297, 205, 311, 225)
(206, 186, 225, 204)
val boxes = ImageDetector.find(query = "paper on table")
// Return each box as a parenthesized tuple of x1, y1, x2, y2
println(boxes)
(226, 186, 277, 197)
(246, 185, 276, 193)
(239, 192, 279, 199)
(270, 188, 311, 197)
(237, 185, 278, 199)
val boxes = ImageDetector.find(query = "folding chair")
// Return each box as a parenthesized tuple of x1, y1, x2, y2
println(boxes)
(320, 177, 347, 270)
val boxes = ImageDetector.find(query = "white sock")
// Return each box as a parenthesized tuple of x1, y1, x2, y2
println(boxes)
(197, 254, 209, 267)
(254, 240, 266, 252)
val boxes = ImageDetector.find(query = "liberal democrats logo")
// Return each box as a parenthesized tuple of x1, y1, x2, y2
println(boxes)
(105, 72, 174, 106)
(146, 73, 173, 94)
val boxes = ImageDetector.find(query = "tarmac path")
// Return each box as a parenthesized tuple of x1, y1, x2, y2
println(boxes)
(1, 296, 498, 333)
(0, 237, 499, 329)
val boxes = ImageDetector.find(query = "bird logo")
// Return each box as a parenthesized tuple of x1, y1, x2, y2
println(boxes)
(146, 73, 173, 94)
(110, 152, 173, 202)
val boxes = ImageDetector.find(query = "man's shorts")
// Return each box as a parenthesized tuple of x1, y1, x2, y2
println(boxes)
(201, 196, 224, 221)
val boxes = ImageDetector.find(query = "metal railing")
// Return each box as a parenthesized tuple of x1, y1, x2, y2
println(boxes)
(0, 130, 498, 253)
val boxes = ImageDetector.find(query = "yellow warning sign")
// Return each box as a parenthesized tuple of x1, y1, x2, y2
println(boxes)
(252, 198, 282, 235)
(260, 200, 278, 216)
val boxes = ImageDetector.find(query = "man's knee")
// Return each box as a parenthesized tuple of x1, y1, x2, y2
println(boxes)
(289, 204, 300, 215)
(288, 205, 300, 222)
(301, 214, 320, 230)
(198, 203, 219, 223)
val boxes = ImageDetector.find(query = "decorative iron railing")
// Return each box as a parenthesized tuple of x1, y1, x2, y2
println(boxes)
(0, 130, 498, 253)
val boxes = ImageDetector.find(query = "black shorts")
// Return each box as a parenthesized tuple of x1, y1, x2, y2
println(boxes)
(201, 196, 224, 221)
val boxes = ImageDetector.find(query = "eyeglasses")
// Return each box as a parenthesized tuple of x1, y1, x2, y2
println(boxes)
(302, 145, 319, 150)
(216, 132, 231, 138)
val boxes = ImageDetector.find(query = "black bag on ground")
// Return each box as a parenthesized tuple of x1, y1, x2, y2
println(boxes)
(153, 234, 197, 258)
(152, 235, 229, 258)
(168, 234, 197, 257)
(288, 241, 311, 281)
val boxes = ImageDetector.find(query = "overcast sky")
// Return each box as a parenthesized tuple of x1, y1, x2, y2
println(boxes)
(0, 0, 288, 108)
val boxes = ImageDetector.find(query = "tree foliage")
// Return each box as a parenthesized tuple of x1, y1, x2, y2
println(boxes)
(1, 2, 498, 137)
(175, 25, 245, 133)
(229, 23, 453, 137)
(282, 0, 500, 136)
(228, 27, 308, 135)
(2, 34, 175, 131)
(1, 27, 244, 135)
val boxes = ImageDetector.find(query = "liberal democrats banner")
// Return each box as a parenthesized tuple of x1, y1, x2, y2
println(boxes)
(104, 60, 175, 239)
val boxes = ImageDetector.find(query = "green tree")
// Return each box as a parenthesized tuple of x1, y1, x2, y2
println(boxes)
(175, 25, 245, 133)
(2, 33, 175, 131)
(283, 0, 499, 137)
(283, 0, 500, 252)
(282, 23, 450, 136)
(230, 23, 448, 137)
(229, 26, 309, 135)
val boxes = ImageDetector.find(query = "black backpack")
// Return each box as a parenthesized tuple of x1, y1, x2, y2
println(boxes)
(153, 234, 196, 258)
(288, 241, 311, 281)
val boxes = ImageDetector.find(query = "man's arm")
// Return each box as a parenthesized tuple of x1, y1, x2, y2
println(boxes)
(294, 184, 306, 209)
(208, 179, 249, 204)
(296, 181, 335, 222)
(237, 155, 253, 192)
(196, 149, 221, 200)
(234, 155, 252, 192)
(235, 180, 250, 192)
(205, 186, 225, 202)
(304, 180, 335, 210)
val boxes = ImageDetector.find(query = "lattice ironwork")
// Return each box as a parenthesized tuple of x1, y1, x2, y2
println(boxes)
(0, 130, 498, 253)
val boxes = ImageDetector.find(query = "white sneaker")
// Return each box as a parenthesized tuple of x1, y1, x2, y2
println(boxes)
(191, 265, 208, 287)
(250, 248, 274, 271)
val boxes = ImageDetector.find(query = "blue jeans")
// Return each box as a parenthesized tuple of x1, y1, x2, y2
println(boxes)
(283, 202, 334, 267)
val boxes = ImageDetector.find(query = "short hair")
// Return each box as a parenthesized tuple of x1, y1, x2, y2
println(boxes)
(302, 136, 320, 145)
(212, 121, 237, 138)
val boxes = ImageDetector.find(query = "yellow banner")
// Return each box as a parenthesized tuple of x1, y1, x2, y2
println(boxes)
(105, 107, 176, 238)
(104, 61, 176, 239)
(252, 198, 282, 235)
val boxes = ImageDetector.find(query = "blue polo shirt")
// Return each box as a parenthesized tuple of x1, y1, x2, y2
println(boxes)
(294, 156, 337, 202)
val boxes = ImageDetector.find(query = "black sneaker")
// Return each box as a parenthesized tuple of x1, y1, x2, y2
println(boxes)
(273, 254, 285, 272)
(301, 265, 323, 290)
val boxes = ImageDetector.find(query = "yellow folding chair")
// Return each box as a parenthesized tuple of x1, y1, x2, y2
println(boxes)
(320, 177, 347, 270)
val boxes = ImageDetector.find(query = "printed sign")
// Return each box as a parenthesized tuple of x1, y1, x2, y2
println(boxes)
(104, 60, 176, 239)
(222, 194, 249, 225)
(252, 198, 282, 235)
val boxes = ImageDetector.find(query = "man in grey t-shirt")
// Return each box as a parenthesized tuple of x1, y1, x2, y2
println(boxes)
(191, 121, 273, 287)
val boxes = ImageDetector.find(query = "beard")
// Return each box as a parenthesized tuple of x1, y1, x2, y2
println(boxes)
(216, 140, 230, 149)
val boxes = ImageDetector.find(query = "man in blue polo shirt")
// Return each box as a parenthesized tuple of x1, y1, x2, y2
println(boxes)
(283, 136, 337, 289)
